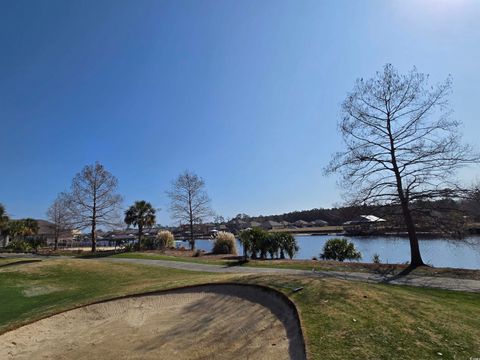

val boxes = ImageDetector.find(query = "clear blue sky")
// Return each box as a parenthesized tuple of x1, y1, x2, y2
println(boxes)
(1, 0, 479, 225)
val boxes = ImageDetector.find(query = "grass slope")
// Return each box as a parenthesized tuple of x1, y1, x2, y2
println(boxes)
(111, 252, 480, 280)
(0, 259, 479, 359)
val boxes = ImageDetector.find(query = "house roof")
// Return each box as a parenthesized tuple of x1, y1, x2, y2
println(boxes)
(344, 215, 386, 225)
(263, 220, 282, 227)
(294, 220, 309, 225)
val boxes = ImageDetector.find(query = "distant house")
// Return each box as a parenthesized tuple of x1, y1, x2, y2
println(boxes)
(249, 221, 262, 228)
(217, 224, 228, 231)
(343, 215, 387, 235)
(261, 220, 283, 230)
(281, 220, 292, 228)
(313, 219, 329, 227)
(0, 219, 78, 248)
(294, 220, 310, 228)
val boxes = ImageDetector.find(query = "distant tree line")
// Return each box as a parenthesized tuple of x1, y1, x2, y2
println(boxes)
(241, 197, 480, 236)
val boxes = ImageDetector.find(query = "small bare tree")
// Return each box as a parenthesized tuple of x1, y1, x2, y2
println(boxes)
(46, 192, 71, 251)
(167, 170, 213, 250)
(326, 64, 478, 267)
(66, 162, 123, 252)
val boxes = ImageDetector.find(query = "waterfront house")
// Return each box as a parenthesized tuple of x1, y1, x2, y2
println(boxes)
(343, 215, 387, 235)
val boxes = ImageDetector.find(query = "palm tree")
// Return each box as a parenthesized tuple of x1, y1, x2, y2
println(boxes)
(124, 201, 156, 250)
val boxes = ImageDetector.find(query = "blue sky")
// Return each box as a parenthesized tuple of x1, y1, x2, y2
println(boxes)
(1, 0, 479, 225)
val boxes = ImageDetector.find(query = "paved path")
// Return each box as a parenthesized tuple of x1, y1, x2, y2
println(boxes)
(104, 258, 480, 293)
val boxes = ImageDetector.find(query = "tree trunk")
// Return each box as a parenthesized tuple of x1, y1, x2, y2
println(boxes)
(91, 223, 96, 252)
(401, 201, 425, 267)
(188, 190, 195, 251)
(92, 190, 97, 252)
(137, 225, 143, 251)
(189, 220, 195, 251)
(54, 234, 58, 251)
(387, 115, 425, 268)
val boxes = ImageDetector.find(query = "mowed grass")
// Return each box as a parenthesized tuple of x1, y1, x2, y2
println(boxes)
(111, 251, 232, 266)
(1, 259, 479, 359)
(0, 259, 230, 333)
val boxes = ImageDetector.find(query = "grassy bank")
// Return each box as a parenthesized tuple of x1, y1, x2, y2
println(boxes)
(1, 259, 479, 359)
(111, 251, 480, 280)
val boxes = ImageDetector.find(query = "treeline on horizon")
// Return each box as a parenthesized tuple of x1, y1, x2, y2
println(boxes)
(236, 197, 480, 230)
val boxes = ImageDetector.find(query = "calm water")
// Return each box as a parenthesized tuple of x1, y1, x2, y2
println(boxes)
(180, 235, 480, 270)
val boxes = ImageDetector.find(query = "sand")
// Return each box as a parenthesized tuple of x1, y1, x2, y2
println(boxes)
(0, 284, 306, 360)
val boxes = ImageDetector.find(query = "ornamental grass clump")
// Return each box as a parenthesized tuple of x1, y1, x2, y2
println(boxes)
(212, 231, 237, 255)
(156, 230, 175, 249)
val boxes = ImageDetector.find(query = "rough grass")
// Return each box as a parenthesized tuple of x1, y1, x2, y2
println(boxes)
(0, 259, 479, 359)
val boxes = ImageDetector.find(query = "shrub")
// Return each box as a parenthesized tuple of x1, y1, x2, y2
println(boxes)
(157, 230, 175, 249)
(5, 240, 32, 253)
(193, 249, 202, 257)
(239, 229, 299, 260)
(277, 232, 299, 259)
(25, 235, 46, 253)
(212, 231, 237, 255)
(123, 243, 135, 252)
(269, 232, 299, 259)
(320, 238, 361, 262)
(239, 227, 268, 259)
(142, 237, 157, 250)
(372, 253, 381, 264)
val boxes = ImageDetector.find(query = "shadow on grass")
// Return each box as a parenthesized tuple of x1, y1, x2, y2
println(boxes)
(381, 264, 431, 283)
(224, 259, 249, 267)
(0, 259, 42, 268)
(75, 250, 126, 259)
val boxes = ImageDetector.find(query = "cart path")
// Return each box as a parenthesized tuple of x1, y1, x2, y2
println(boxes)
(102, 257, 480, 293)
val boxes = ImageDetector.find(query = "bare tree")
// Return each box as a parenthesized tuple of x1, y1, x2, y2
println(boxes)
(46, 192, 71, 251)
(326, 64, 478, 267)
(66, 162, 123, 252)
(167, 170, 213, 250)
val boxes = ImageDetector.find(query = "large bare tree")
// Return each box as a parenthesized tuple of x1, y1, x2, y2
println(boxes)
(167, 171, 213, 250)
(326, 64, 478, 267)
(66, 162, 123, 252)
(46, 192, 71, 251)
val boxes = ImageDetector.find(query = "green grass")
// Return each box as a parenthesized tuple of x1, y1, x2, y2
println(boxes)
(245, 276, 480, 360)
(1, 259, 479, 359)
(111, 252, 326, 270)
(111, 252, 232, 265)
(0, 259, 227, 333)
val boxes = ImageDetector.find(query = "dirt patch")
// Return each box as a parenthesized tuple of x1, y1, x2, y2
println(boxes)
(21, 285, 61, 297)
(0, 284, 306, 360)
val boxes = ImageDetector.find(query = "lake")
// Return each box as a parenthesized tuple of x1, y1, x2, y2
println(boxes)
(179, 235, 480, 270)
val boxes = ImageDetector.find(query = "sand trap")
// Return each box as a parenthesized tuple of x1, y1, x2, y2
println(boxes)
(0, 284, 306, 360)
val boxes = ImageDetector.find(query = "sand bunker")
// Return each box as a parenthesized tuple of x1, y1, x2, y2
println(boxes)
(0, 284, 306, 360)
